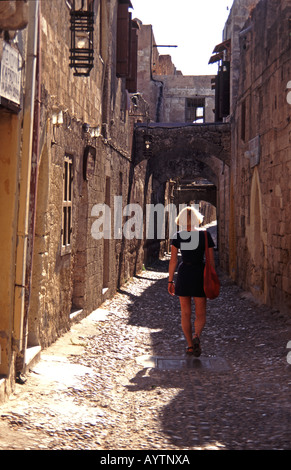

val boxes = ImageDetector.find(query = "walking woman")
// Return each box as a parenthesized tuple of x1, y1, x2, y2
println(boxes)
(168, 206, 215, 357)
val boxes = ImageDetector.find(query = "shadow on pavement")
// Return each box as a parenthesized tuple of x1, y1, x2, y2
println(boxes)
(121, 257, 291, 450)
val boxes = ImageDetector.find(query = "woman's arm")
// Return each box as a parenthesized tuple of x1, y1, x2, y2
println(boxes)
(168, 245, 178, 296)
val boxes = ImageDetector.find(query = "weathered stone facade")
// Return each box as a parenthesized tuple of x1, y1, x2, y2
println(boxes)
(27, 0, 151, 351)
(158, 74, 215, 124)
(0, 0, 153, 400)
(136, 21, 215, 124)
(226, 0, 291, 314)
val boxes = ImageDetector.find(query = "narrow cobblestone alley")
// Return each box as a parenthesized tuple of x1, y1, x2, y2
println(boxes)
(0, 257, 290, 452)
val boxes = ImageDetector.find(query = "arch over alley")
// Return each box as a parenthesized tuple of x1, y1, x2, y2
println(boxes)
(133, 121, 231, 263)
(133, 121, 230, 194)
(134, 122, 231, 169)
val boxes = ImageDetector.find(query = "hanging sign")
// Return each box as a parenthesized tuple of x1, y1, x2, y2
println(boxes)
(0, 42, 22, 110)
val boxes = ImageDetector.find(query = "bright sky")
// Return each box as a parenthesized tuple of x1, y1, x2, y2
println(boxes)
(131, 0, 234, 76)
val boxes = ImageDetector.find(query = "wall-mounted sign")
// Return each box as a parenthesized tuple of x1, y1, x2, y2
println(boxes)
(245, 135, 260, 168)
(0, 42, 22, 112)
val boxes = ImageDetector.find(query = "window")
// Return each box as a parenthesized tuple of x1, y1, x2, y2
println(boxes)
(62, 155, 73, 253)
(185, 98, 205, 123)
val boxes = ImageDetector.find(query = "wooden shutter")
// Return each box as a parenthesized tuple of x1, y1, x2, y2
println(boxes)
(126, 23, 138, 92)
(116, 4, 130, 77)
(215, 61, 230, 121)
(221, 61, 230, 117)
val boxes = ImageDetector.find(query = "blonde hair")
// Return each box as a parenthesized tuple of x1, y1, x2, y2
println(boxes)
(175, 206, 204, 230)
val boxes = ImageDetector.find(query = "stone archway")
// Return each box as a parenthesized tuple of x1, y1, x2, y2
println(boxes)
(133, 121, 230, 207)
(133, 121, 231, 261)
(133, 122, 230, 194)
(134, 122, 231, 168)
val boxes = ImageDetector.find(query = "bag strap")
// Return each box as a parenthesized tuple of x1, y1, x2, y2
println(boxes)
(204, 231, 209, 262)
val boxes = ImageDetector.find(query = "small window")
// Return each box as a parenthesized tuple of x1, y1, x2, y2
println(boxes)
(62, 155, 73, 253)
(185, 98, 205, 123)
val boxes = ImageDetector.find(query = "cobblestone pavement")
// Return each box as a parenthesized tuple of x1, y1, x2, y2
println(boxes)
(0, 257, 290, 451)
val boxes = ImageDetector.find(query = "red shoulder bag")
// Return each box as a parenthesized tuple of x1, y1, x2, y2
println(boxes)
(203, 231, 220, 300)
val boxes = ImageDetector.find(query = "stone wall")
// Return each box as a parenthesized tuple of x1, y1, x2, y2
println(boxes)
(230, 0, 291, 314)
(136, 21, 215, 124)
(157, 74, 215, 124)
(135, 22, 161, 122)
(222, 0, 261, 114)
(28, 0, 149, 350)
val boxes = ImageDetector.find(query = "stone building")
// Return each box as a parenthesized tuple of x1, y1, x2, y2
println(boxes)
(217, 0, 291, 314)
(136, 20, 215, 124)
(134, 0, 291, 316)
(0, 0, 152, 401)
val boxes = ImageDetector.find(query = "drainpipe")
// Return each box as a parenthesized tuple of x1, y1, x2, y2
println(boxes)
(150, 26, 164, 123)
(20, 0, 42, 377)
(13, 0, 39, 368)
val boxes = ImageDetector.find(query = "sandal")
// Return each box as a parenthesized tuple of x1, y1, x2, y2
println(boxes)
(186, 346, 194, 355)
(192, 336, 201, 357)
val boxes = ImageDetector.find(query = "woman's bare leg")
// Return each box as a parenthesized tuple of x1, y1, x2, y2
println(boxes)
(179, 296, 193, 347)
(193, 297, 207, 338)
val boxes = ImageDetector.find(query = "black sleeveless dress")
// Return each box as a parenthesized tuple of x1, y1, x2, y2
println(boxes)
(171, 230, 215, 297)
